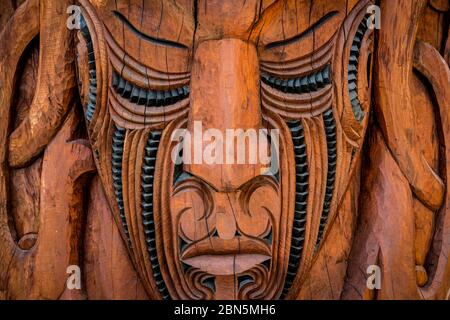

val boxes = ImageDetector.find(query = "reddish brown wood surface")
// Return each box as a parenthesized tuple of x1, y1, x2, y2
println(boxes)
(0, 0, 449, 300)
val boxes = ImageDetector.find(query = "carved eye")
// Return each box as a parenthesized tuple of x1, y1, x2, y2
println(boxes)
(111, 71, 190, 107)
(259, 63, 333, 118)
(104, 18, 191, 129)
(261, 64, 331, 94)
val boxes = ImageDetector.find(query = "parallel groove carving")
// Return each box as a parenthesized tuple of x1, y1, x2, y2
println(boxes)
(316, 109, 337, 246)
(112, 70, 189, 107)
(141, 131, 170, 300)
(104, 29, 190, 90)
(261, 64, 331, 94)
(348, 14, 370, 122)
(281, 121, 309, 298)
(79, 15, 97, 122)
(260, 39, 335, 77)
(260, 63, 333, 119)
(108, 89, 190, 130)
(111, 126, 130, 241)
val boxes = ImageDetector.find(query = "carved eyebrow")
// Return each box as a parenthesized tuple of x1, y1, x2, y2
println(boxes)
(265, 11, 339, 49)
(112, 10, 188, 50)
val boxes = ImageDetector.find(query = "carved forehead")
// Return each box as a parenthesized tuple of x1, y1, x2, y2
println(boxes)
(194, 0, 271, 41)
(195, 0, 354, 42)
(90, 0, 359, 44)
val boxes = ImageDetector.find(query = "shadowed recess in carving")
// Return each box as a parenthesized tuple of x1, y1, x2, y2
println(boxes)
(201, 277, 216, 292)
(261, 64, 331, 94)
(316, 109, 337, 247)
(141, 131, 171, 300)
(112, 126, 130, 242)
(348, 14, 370, 122)
(238, 275, 254, 290)
(281, 121, 309, 299)
(79, 15, 97, 122)
(111, 70, 190, 107)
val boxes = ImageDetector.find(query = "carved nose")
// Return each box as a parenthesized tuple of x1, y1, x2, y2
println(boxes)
(186, 39, 263, 191)
(215, 207, 237, 240)
(213, 193, 243, 240)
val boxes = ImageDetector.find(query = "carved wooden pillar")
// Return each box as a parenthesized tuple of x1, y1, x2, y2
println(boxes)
(0, 0, 449, 300)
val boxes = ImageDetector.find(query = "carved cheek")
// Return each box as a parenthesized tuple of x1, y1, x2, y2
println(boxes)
(237, 186, 280, 238)
(173, 188, 215, 242)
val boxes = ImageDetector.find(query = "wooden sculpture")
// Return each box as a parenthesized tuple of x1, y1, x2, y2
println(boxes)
(0, 0, 449, 300)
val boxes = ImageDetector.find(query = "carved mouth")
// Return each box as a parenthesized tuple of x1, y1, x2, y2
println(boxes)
(181, 237, 271, 275)
(183, 254, 271, 275)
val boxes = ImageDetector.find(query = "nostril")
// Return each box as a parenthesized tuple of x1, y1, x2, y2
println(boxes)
(179, 237, 189, 254)
(211, 229, 219, 238)
(263, 227, 273, 245)
(211, 228, 242, 238)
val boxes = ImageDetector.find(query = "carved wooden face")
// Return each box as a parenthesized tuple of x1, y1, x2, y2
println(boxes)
(75, 0, 374, 299)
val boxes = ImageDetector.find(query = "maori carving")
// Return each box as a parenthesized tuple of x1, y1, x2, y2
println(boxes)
(0, 0, 449, 300)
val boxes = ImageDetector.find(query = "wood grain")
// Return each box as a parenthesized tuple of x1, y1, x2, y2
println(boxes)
(0, 0, 449, 300)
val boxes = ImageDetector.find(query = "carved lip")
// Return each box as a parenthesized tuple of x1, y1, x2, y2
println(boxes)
(182, 254, 271, 276)
(181, 237, 271, 275)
